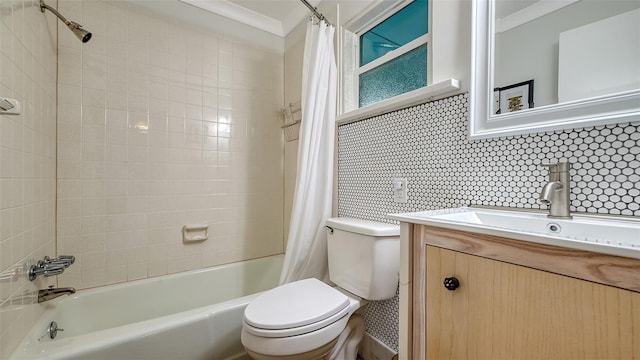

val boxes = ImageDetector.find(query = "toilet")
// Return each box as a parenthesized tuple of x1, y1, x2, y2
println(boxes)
(241, 217, 400, 360)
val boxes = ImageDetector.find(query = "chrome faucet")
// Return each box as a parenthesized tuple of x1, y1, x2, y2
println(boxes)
(28, 255, 75, 281)
(38, 286, 76, 303)
(538, 161, 572, 219)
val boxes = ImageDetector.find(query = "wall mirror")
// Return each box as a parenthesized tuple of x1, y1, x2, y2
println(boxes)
(469, 0, 640, 139)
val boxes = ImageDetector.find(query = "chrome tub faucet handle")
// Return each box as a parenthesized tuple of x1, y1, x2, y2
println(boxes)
(28, 255, 76, 281)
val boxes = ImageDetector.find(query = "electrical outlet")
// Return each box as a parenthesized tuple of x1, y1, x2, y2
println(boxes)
(392, 178, 407, 203)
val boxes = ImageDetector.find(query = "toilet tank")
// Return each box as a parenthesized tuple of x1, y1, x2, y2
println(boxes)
(326, 218, 400, 301)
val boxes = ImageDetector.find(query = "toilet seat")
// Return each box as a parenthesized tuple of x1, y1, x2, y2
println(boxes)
(243, 278, 351, 338)
(241, 312, 351, 357)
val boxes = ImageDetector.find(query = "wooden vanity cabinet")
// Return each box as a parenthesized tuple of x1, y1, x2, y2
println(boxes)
(411, 224, 640, 360)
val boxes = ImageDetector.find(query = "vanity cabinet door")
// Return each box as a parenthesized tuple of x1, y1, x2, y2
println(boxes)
(424, 245, 640, 359)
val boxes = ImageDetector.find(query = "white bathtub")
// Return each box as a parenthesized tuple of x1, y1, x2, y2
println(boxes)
(10, 255, 283, 360)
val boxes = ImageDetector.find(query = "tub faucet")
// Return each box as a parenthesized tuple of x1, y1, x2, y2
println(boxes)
(538, 161, 572, 219)
(38, 286, 76, 303)
(29, 255, 75, 281)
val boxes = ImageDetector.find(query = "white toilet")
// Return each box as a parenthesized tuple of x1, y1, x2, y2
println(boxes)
(241, 217, 400, 360)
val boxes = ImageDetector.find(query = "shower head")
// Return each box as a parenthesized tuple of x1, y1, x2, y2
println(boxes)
(67, 21, 92, 43)
(39, 0, 92, 43)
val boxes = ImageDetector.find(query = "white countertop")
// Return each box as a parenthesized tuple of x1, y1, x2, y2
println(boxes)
(388, 207, 640, 260)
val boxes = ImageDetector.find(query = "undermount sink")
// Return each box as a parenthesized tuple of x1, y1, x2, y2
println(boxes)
(388, 207, 640, 259)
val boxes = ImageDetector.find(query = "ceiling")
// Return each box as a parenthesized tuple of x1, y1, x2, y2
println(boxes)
(178, 0, 322, 37)
(495, 0, 579, 33)
(495, 0, 538, 20)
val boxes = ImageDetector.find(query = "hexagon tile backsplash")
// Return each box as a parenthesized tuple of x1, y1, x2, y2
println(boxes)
(337, 93, 640, 352)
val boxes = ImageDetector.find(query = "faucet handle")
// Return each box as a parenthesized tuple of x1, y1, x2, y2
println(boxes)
(541, 162, 559, 172)
(540, 161, 570, 172)
(55, 255, 76, 268)
(45, 255, 75, 268)
(28, 255, 76, 281)
(42, 265, 64, 277)
(58, 255, 75, 264)
(28, 263, 64, 280)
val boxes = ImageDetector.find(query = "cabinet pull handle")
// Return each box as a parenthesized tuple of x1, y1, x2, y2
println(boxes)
(443, 277, 460, 291)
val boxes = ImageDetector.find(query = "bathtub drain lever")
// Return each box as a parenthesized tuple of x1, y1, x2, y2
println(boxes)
(47, 321, 64, 340)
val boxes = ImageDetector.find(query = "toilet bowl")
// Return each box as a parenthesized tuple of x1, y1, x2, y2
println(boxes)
(241, 218, 400, 360)
(241, 278, 359, 358)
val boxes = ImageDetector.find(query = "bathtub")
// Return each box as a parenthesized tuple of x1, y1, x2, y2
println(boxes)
(10, 255, 283, 360)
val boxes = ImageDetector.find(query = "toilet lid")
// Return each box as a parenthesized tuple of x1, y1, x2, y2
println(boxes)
(244, 278, 350, 331)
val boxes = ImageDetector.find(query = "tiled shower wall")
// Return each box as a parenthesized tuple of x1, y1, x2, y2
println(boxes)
(0, 0, 58, 357)
(337, 93, 640, 351)
(56, 0, 284, 290)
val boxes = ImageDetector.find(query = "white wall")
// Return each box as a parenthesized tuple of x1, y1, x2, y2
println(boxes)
(432, 0, 471, 91)
(0, 1, 58, 357)
(55, 0, 285, 290)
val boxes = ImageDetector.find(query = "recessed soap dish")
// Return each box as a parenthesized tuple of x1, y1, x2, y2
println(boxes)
(182, 224, 209, 242)
(0, 97, 20, 115)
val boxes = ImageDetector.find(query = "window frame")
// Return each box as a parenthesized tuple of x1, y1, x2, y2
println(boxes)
(349, 0, 433, 112)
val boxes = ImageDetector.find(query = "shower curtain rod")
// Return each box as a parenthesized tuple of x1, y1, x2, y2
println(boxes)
(299, 0, 332, 26)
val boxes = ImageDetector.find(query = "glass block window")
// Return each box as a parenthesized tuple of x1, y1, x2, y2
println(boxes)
(356, 0, 430, 108)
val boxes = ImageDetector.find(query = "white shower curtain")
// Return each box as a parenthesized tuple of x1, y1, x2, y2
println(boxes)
(280, 20, 337, 284)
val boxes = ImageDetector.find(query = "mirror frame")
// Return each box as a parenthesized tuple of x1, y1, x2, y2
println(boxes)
(469, 0, 640, 139)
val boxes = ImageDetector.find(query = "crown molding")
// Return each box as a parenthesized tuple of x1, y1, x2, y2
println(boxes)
(179, 0, 285, 36)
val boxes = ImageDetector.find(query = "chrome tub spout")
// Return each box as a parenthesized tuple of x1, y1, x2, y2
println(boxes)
(38, 286, 76, 303)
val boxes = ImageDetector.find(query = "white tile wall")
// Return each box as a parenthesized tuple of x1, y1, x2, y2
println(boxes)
(56, 0, 285, 290)
(0, 0, 58, 357)
(283, 34, 305, 244)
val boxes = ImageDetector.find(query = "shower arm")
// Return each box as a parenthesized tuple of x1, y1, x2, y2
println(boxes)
(40, 0, 74, 27)
(39, 0, 92, 43)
